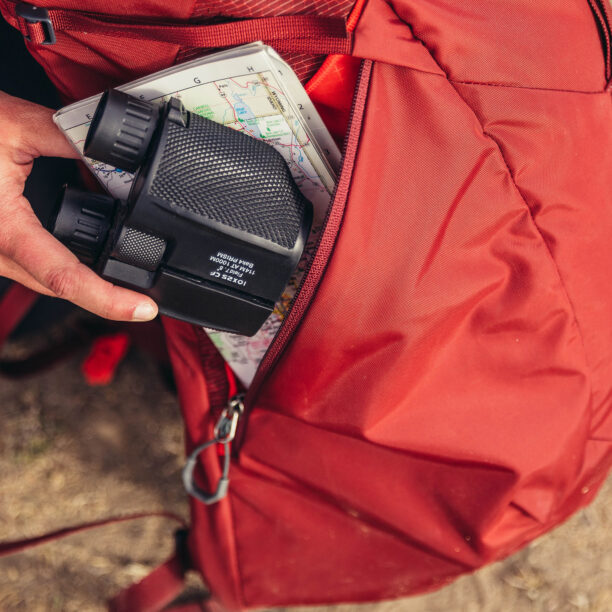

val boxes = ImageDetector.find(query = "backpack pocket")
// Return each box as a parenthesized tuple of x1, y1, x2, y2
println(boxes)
(231, 60, 597, 607)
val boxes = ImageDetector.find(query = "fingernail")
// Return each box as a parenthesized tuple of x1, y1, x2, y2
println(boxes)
(132, 302, 157, 321)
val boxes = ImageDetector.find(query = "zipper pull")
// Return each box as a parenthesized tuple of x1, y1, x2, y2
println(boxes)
(214, 394, 244, 443)
(182, 394, 244, 505)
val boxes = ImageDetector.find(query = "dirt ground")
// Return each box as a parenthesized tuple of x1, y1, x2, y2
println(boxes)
(0, 323, 610, 612)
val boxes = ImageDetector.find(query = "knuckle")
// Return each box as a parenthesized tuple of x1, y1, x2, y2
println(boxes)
(99, 285, 127, 321)
(45, 266, 78, 300)
(99, 295, 117, 320)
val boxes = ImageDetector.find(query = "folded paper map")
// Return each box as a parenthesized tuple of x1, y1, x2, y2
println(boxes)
(53, 42, 340, 387)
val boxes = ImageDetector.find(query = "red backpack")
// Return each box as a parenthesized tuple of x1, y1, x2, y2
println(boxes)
(2, 0, 612, 609)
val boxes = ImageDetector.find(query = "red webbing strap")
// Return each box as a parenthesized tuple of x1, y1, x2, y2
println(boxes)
(108, 553, 188, 612)
(0, 282, 38, 348)
(0, 511, 186, 557)
(17, 10, 351, 55)
(17, 19, 47, 44)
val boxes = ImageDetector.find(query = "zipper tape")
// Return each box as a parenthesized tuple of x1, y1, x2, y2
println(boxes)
(234, 59, 374, 453)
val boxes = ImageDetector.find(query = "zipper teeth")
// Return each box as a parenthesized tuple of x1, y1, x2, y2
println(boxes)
(588, 0, 612, 81)
(239, 58, 373, 419)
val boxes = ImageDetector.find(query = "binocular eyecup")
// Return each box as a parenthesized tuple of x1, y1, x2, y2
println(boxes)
(51, 186, 116, 266)
(84, 88, 159, 172)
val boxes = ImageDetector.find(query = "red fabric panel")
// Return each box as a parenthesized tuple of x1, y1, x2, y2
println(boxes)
(453, 83, 612, 443)
(12, 0, 198, 19)
(390, 0, 607, 91)
(351, 0, 444, 74)
(0, 0, 354, 98)
(192, 0, 354, 19)
(0, 0, 195, 98)
(184, 0, 355, 81)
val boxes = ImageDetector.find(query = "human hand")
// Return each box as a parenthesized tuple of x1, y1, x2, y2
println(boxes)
(0, 91, 158, 321)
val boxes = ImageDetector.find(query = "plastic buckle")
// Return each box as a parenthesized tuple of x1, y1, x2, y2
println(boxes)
(15, 3, 56, 45)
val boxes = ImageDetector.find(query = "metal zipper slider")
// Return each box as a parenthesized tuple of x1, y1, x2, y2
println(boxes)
(182, 394, 244, 505)
(214, 395, 245, 443)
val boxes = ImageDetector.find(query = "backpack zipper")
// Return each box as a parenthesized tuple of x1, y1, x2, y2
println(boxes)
(195, 0, 612, 499)
(185, 60, 372, 503)
(183, 392, 244, 504)
(233, 58, 373, 453)
(587, 0, 612, 82)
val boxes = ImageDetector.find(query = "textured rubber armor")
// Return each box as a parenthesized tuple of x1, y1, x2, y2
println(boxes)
(150, 113, 307, 249)
(113, 227, 167, 271)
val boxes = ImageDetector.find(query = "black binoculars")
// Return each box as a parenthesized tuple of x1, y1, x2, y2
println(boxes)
(52, 89, 312, 336)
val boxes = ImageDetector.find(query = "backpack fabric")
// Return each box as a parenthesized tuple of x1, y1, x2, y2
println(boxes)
(2, 0, 612, 609)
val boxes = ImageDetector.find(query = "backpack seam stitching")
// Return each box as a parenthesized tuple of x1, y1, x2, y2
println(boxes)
(450, 80, 605, 95)
(384, 2, 606, 93)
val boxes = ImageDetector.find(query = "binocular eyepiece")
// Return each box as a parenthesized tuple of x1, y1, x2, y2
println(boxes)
(52, 89, 313, 336)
